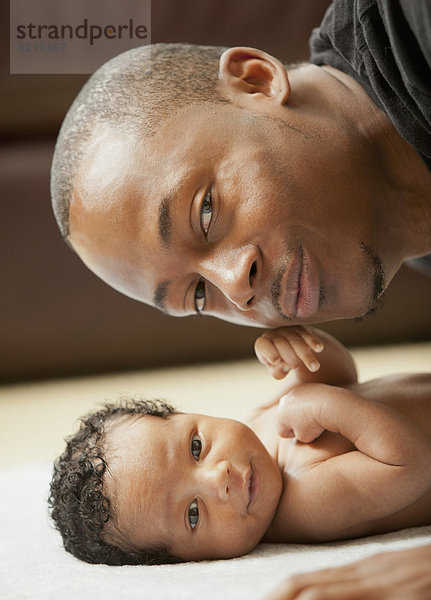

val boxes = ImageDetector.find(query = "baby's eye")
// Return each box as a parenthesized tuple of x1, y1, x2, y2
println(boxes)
(188, 500, 199, 529)
(191, 434, 202, 460)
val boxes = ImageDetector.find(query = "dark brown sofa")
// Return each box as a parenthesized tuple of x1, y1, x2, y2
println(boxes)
(1, 0, 431, 383)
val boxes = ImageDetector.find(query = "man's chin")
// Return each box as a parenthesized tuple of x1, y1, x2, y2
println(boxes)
(352, 291, 387, 322)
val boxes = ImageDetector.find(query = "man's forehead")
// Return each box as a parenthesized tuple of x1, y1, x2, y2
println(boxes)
(77, 104, 213, 196)
(68, 108, 222, 303)
(74, 123, 153, 209)
(68, 124, 173, 298)
(72, 119, 196, 224)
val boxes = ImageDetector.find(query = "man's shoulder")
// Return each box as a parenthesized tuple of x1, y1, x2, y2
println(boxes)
(310, 0, 431, 74)
(310, 0, 431, 170)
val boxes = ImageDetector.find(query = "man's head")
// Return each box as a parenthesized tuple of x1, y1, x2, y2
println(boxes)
(49, 398, 282, 563)
(52, 43, 389, 328)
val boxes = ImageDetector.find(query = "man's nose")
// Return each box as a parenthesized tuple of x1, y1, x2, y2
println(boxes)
(199, 245, 259, 310)
(200, 460, 231, 502)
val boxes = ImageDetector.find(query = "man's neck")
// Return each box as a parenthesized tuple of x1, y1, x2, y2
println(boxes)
(289, 64, 431, 267)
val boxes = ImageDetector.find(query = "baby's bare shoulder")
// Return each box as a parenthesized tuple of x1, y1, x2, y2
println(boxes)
(348, 373, 431, 406)
(349, 373, 431, 436)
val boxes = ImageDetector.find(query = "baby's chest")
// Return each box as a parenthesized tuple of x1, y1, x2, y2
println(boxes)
(278, 430, 356, 475)
(266, 433, 358, 543)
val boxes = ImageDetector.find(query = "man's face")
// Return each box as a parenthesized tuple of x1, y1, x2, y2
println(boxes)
(69, 101, 384, 328)
(104, 412, 282, 561)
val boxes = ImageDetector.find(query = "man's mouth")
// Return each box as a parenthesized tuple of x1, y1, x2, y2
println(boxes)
(278, 246, 319, 319)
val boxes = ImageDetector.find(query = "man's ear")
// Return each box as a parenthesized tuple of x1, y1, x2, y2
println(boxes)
(218, 47, 290, 108)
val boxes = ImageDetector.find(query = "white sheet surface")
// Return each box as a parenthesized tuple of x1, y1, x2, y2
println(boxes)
(2, 462, 431, 600)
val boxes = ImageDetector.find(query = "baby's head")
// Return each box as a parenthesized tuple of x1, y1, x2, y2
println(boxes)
(49, 398, 282, 565)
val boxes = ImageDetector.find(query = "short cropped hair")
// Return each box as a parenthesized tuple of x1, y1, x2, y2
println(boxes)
(48, 398, 181, 565)
(50, 43, 228, 240)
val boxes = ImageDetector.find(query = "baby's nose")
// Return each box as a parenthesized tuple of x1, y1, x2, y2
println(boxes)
(202, 460, 231, 501)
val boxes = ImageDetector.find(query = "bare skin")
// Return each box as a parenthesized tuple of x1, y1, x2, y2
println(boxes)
(254, 327, 431, 600)
(61, 43, 431, 599)
(68, 47, 431, 328)
(103, 327, 431, 562)
(252, 327, 431, 544)
(265, 545, 431, 600)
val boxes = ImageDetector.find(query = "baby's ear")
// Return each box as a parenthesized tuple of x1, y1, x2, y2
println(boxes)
(218, 47, 290, 109)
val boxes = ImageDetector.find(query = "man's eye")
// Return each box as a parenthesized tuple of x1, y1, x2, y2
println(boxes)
(188, 500, 199, 530)
(200, 188, 213, 236)
(194, 279, 206, 314)
(191, 434, 202, 460)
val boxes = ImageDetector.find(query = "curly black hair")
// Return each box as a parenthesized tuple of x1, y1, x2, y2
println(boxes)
(48, 398, 182, 565)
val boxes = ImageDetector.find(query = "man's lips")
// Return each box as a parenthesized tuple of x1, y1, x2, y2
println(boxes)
(279, 250, 302, 317)
(279, 247, 319, 319)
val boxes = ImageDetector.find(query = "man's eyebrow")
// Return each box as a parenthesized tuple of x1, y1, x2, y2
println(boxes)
(158, 194, 173, 248)
(153, 280, 170, 312)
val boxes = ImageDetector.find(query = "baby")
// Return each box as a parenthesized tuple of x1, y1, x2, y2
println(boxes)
(49, 326, 431, 565)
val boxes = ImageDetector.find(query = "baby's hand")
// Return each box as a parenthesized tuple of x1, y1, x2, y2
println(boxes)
(277, 388, 326, 443)
(254, 326, 324, 380)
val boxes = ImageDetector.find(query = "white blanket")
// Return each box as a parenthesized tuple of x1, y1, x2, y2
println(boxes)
(2, 462, 431, 600)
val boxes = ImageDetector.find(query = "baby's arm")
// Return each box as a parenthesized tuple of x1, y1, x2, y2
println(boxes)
(278, 384, 431, 533)
(255, 326, 357, 385)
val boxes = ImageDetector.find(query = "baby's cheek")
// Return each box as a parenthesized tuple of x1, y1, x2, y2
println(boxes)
(234, 518, 267, 554)
(209, 518, 263, 559)
(218, 532, 258, 559)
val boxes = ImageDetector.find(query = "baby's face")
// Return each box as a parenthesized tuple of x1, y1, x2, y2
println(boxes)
(104, 412, 282, 560)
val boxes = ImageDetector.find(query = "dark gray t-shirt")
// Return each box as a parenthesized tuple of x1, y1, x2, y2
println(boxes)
(310, 0, 431, 274)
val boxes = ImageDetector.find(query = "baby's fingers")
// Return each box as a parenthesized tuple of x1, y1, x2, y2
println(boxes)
(296, 326, 324, 354)
(272, 331, 320, 373)
(270, 364, 290, 380)
(255, 335, 283, 368)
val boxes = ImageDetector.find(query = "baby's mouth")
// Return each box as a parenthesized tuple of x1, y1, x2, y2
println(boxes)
(247, 465, 258, 508)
